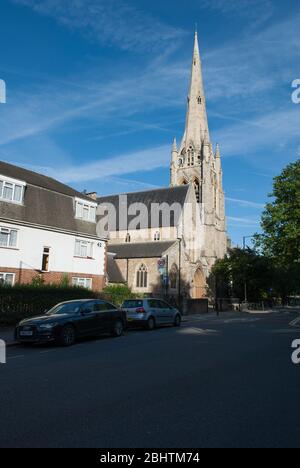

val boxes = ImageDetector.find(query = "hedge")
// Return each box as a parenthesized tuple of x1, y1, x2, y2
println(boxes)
(0, 285, 101, 326)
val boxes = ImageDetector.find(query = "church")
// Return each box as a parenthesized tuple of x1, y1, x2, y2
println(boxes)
(97, 32, 227, 301)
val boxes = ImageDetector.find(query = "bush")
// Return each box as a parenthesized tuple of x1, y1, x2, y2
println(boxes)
(0, 283, 136, 326)
(102, 284, 138, 307)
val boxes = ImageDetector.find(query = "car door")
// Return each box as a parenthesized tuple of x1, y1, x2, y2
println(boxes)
(146, 299, 157, 323)
(77, 301, 99, 336)
(159, 300, 174, 324)
(154, 300, 168, 323)
(148, 299, 164, 325)
(94, 301, 118, 333)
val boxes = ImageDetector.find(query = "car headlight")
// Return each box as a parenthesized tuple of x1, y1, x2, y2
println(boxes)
(38, 323, 58, 330)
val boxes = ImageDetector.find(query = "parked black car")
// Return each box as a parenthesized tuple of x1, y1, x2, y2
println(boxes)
(15, 299, 126, 346)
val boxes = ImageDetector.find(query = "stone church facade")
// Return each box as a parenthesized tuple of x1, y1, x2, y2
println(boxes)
(97, 32, 227, 301)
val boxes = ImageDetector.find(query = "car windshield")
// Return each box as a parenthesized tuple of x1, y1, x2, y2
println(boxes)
(46, 302, 84, 316)
(123, 300, 144, 308)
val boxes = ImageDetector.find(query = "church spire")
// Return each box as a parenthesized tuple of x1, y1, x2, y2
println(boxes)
(179, 30, 209, 154)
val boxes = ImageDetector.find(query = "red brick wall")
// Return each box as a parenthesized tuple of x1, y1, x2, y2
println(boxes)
(0, 267, 105, 292)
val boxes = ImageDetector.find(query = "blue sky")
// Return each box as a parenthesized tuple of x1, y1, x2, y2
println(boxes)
(0, 0, 299, 246)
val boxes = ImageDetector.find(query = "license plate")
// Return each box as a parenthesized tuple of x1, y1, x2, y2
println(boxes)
(20, 331, 33, 337)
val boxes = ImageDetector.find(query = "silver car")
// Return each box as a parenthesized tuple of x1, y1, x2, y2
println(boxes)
(123, 298, 182, 330)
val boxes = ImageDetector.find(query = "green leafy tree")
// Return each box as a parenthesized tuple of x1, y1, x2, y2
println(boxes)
(255, 160, 300, 265)
(209, 248, 274, 303)
(255, 160, 300, 298)
(102, 284, 137, 307)
(30, 274, 45, 287)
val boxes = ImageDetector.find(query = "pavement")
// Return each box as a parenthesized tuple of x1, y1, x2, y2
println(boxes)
(1, 310, 300, 448)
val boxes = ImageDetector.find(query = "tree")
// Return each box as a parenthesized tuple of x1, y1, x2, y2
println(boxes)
(209, 248, 274, 303)
(255, 160, 300, 298)
(255, 160, 300, 266)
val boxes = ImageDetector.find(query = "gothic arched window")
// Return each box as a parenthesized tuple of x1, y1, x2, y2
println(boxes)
(193, 179, 200, 203)
(154, 231, 160, 242)
(187, 146, 194, 166)
(136, 264, 148, 289)
(125, 233, 131, 243)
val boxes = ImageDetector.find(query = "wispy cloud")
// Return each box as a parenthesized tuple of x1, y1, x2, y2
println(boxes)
(14, 145, 170, 184)
(0, 58, 187, 149)
(226, 197, 265, 209)
(203, 13, 300, 104)
(199, 0, 274, 27)
(214, 107, 300, 164)
(13, 0, 185, 53)
(227, 216, 260, 227)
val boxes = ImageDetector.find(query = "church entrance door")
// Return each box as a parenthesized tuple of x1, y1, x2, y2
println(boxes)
(193, 269, 206, 299)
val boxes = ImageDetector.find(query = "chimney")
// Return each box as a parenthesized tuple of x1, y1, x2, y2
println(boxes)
(86, 192, 98, 201)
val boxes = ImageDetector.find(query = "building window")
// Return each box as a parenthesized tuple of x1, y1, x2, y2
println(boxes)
(42, 247, 50, 272)
(154, 231, 160, 241)
(75, 199, 96, 223)
(125, 233, 131, 243)
(193, 179, 200, 203)
(75, 239, 93, 258)
(136, 264, 148, 289)
(72, 277, 92, 289)
(0, 227, 18, 248)
(0, 178, 25, 204)
(187, 146, 194, 166)
(0, 272, 15, 286)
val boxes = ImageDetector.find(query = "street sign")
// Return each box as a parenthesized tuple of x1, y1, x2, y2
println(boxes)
(157, 258, 166, 268)
(157, 257, 167, 275)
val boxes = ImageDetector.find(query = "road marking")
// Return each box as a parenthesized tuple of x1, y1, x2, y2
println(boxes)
(289, 317, 300, 327)
(7, 354, 25, 360)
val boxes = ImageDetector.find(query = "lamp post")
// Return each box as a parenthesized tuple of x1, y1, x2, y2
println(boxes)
(243, 236, 254, 250)
(242, 235, 255, 305)
(177, 237, 182, 308)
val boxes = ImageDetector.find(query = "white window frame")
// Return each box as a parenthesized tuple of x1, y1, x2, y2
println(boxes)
(0, 272, 15, 286)
(0, 175, 26, 205)
(72, 277, 92, 289)
(75, 198, 97, 223)
(75, 239, 94, 258)
(0, 227, 18, 249)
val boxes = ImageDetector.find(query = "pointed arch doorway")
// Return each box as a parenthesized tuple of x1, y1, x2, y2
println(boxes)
(193, 268, 206, 299)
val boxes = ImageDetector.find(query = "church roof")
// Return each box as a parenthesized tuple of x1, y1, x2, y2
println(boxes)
(97, 185, 189, 229)
(108, 241, 177, 259)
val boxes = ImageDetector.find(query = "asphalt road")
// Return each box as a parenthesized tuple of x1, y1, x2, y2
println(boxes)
(1, 311, 300, 448)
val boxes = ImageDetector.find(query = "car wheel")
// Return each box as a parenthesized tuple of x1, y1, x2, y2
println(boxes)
(59, 324, 76, 346)
(174, 314, 181, 327)
(112, 319, 124, 337)
(146, 317, 155, 331)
